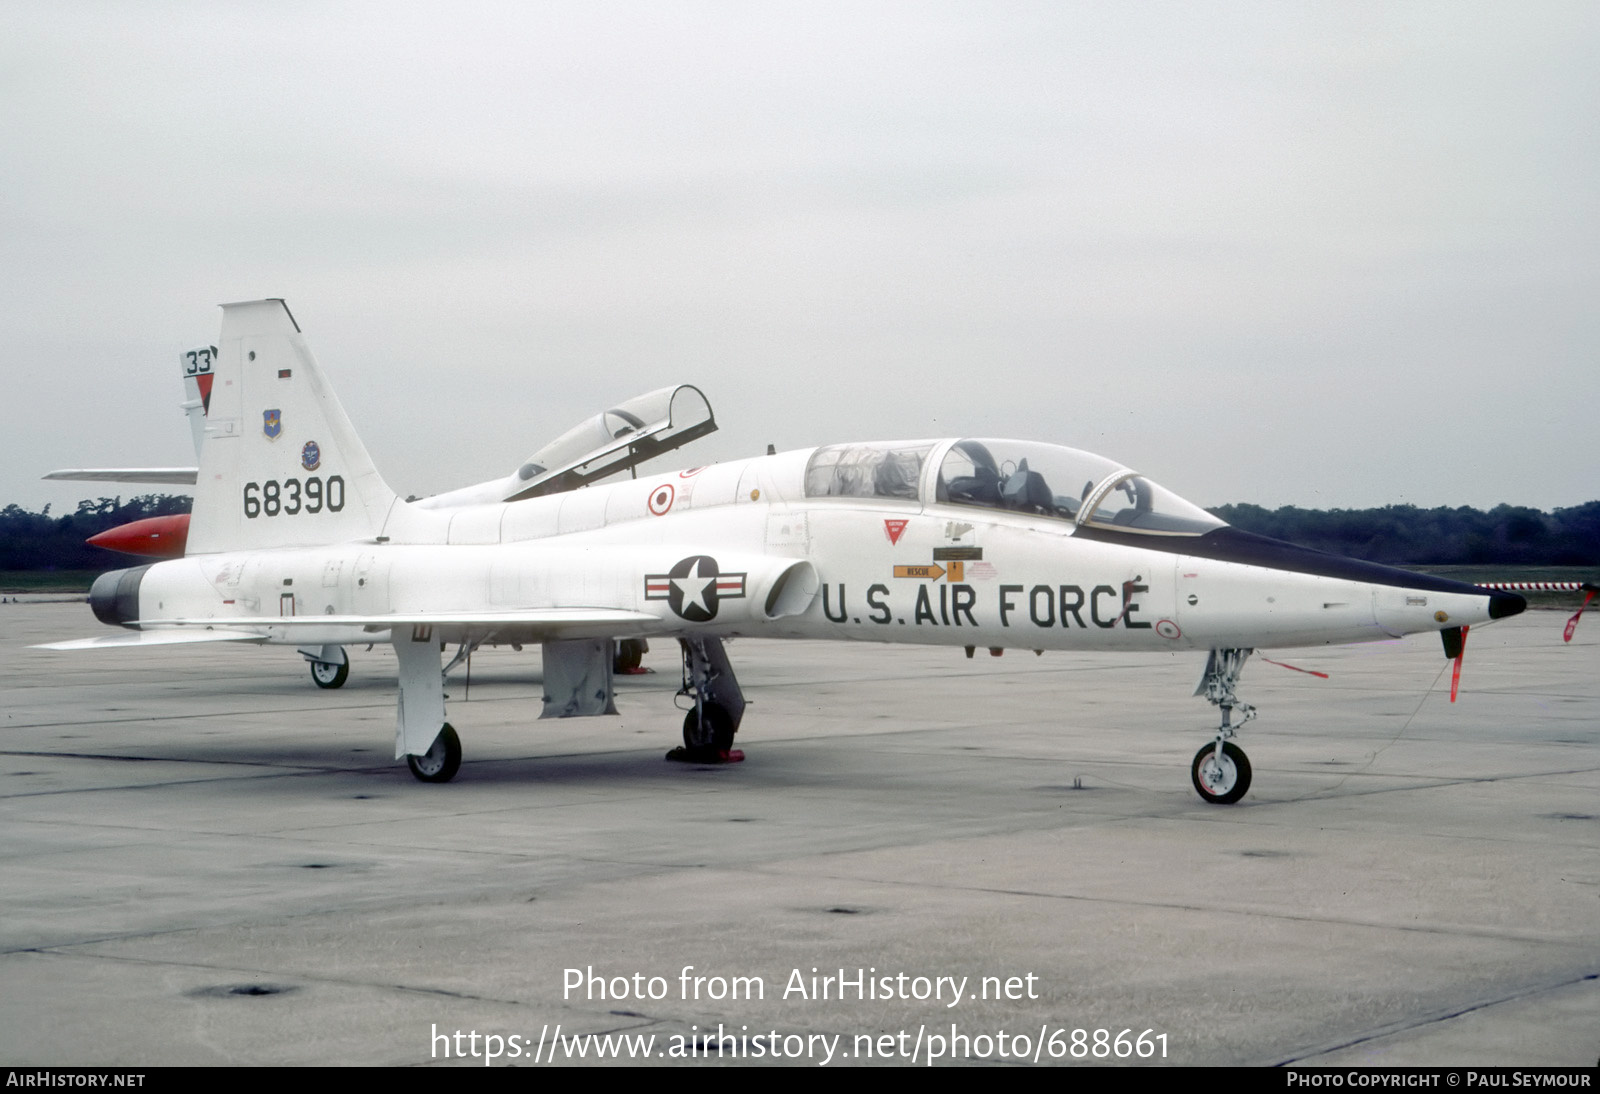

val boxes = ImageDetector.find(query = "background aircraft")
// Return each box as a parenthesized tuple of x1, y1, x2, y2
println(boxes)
(38, 299, 1527, 803)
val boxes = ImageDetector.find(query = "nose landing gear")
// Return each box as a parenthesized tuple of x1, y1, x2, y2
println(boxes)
(1191, 740, 1251, 804)
(1193, 648, 1256, 804)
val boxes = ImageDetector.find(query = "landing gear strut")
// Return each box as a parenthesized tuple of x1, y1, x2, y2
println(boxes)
(1192, 648, 1255, 804)
(394, 629, 460, 782)
(669, 637, 746, 763)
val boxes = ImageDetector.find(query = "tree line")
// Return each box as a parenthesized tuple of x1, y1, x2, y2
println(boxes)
(2, 494, 1597, 571)
(0, 496, 192, 571)
(1210, 501, 1599, 567)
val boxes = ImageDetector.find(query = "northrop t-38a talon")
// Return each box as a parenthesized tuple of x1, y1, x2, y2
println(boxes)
(37, 299, 1527, 802)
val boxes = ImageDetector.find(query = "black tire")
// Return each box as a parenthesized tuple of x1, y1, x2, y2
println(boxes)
(1191, 741, 1251, 805)
(682, 704, 735, 752)
(407, 723, 462, 783)
(614, 639, 644, 673)
(310, 658, 349, 689)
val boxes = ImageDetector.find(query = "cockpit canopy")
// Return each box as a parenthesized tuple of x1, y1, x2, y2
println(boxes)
(802, 439, 1224, 536)
(802, 442, 935, 500)
(504, 384, 716, 501)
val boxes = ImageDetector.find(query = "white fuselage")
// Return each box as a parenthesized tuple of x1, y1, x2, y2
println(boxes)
(127, 442, 1501, 653)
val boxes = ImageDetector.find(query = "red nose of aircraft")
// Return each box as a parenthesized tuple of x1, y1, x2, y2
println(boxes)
(87, 514, 190, 559)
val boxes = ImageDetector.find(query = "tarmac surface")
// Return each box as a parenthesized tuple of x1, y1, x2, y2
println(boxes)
(1, 600, 1596, 1067)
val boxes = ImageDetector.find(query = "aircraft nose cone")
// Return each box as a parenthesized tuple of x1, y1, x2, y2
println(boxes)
(1487, 589, 1526, 619)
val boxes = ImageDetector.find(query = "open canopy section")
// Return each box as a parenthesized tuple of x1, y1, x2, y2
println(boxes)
(505, 384, 716, 501)
(936, 439, 1224, 535)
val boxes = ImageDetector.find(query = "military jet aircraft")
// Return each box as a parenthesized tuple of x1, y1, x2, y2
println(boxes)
(36, 299, 1527, 803)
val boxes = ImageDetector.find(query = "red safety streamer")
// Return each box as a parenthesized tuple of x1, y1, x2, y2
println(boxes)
(1564, 589, 1594, 643)
(1449, 624, 1469, 703)
(1259, 656, 1330, 679)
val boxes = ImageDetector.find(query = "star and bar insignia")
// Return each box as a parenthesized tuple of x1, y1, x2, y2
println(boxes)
(645, 555, 747, 622)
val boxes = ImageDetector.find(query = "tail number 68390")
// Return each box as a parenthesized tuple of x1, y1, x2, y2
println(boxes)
(243, 475, 345, 518)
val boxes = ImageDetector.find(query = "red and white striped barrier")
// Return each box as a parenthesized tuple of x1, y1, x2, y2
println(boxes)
(1476, 581, 1596, 642)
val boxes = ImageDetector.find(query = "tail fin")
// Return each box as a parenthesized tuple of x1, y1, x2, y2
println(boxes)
(180, 344, 217, 458)
(187, 299, 397, 554)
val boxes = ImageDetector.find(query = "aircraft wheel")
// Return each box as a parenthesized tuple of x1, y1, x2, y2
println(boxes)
(309, 658, 349, 689)
(614, 639, 644, 673)
(407, 723, 462, 783)
(1191, 741, 1251, 805)
(682, 704, 735, 753)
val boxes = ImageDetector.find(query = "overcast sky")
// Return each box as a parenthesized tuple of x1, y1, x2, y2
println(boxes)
(5, 1, 1597, 516)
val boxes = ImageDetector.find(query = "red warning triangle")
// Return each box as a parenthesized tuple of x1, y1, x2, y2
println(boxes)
(884, 519, 908, 545)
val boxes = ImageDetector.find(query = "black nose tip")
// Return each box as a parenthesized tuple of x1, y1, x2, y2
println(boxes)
(1488, 590, 1526, 619)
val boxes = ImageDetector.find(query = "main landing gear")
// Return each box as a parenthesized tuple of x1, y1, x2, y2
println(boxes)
(1192, 648, 1256, 805)
(393, 633, 754, 782)
(301, 644, 349, 689)
(669, 636, 747, 764)
(614, 638, 649, 674)
(407, 723, 461, 783)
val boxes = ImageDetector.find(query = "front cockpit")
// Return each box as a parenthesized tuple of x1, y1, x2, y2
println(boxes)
(937, 439, 1225, 535)
(801, 438, 1223, 536)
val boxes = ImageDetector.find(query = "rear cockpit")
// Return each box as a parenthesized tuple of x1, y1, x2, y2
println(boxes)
(802, 442, 935, 500)
(802, 438, 1223, 536)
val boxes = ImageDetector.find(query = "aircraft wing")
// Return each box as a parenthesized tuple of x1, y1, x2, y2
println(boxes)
(34, 630, 266, 650)
(41, 348, 213, 489)
(35, 608, 663, 652)
(43, 468, 200, 485)
(139, 608, 660, 629)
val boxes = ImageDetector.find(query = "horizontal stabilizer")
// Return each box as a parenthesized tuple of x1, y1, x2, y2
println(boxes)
(33, 630, 266, 651)
(43, 468, 199, 485)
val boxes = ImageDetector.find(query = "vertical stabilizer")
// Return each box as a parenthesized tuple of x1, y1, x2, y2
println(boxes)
(180, 345, 217, 457)
(187, 300, 396, 554)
